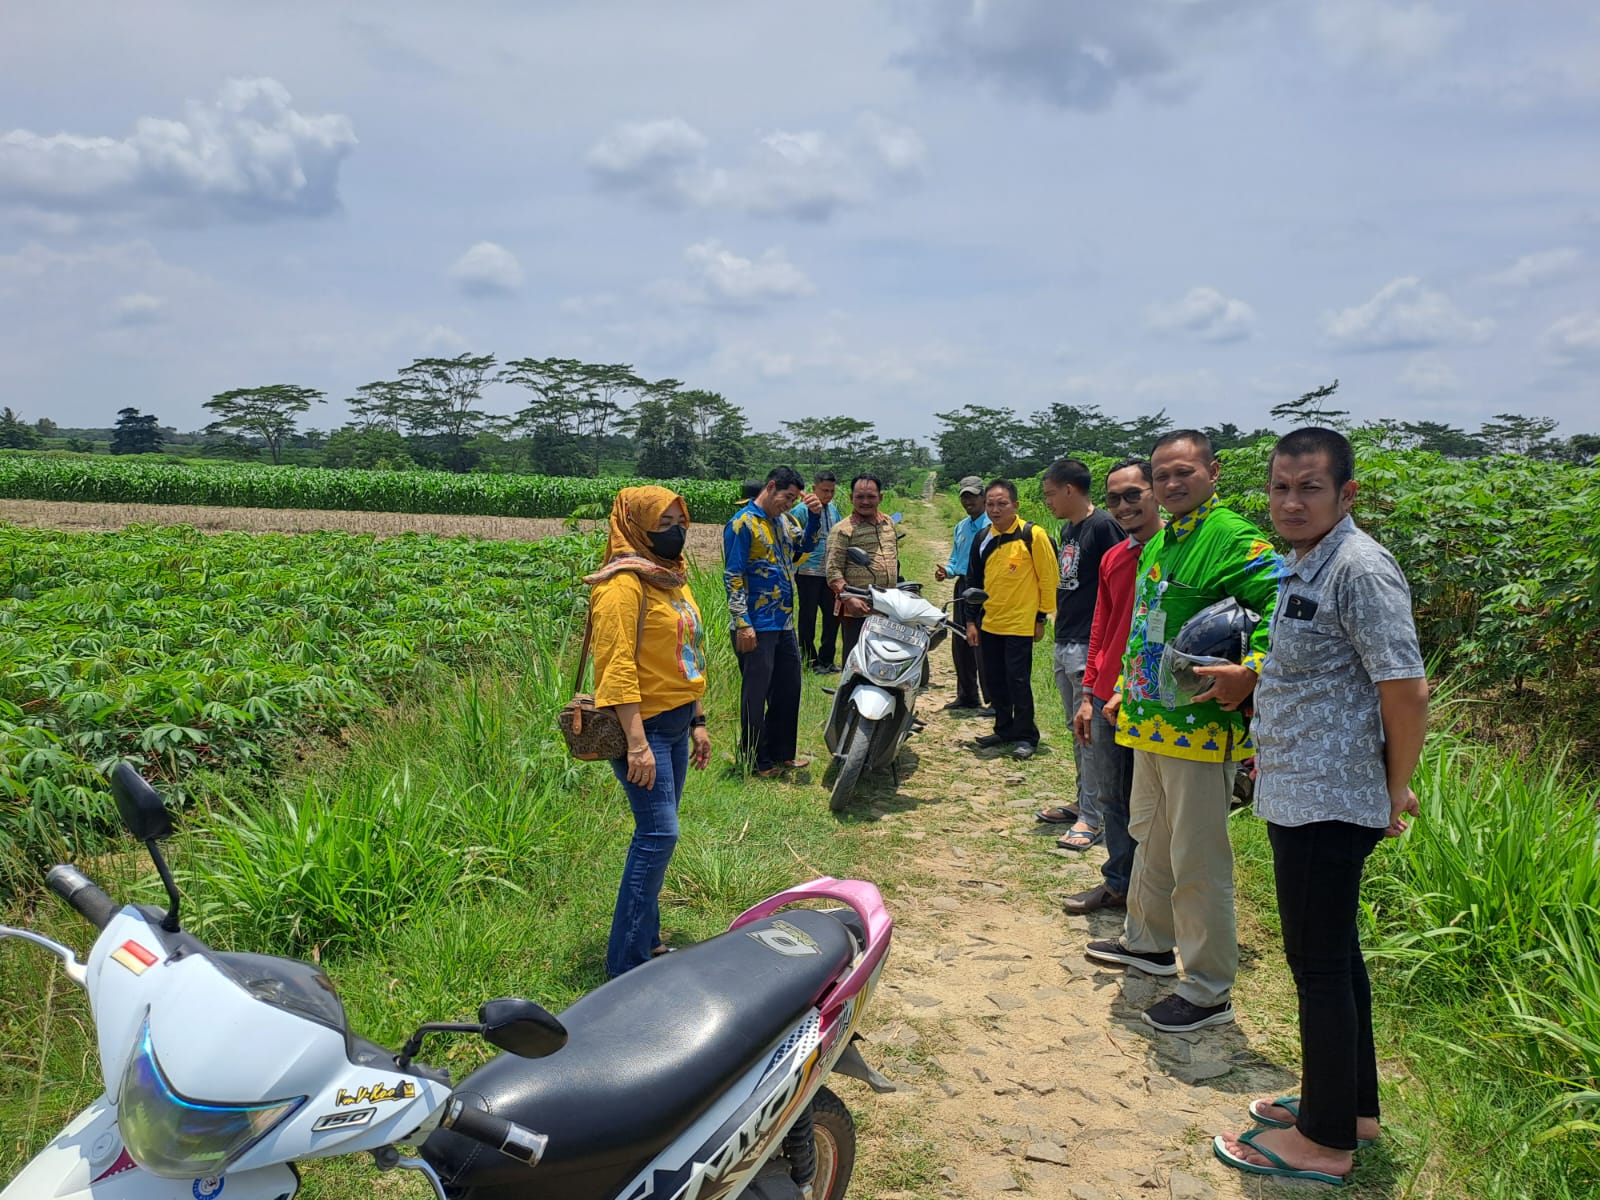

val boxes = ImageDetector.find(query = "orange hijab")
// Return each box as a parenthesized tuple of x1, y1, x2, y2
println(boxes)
(584, 485, 690, 588)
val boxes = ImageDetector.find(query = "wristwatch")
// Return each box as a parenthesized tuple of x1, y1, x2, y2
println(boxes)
(690, 714, 708, 729)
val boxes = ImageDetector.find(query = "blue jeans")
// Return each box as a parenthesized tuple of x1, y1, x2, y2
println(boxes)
(606, 702, 694, 977)
(1085, 695, 1136, 896)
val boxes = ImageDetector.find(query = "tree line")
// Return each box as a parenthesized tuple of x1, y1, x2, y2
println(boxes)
(933, 381, 1600, 481)
(5, 354, 931, 486)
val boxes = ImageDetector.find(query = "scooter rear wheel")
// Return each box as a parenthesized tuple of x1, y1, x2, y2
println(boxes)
(829, 717, 871, 812)
(810, 1086, 856, 1200)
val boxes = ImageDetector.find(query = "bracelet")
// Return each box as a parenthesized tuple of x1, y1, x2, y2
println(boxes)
(690, 715, 708, 728)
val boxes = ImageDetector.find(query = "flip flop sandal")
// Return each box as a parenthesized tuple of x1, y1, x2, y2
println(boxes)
(1251, 1097, 1376, 1148)
(1057, 825, 1102, 851)
(651, 944, 674, 958)
(1250, 1095, 1300, 1129)
(1035, 804, 1080, 824)
(1212, 1128, 1347, 1186)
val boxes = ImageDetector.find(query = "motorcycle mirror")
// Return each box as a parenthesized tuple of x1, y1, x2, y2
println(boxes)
(890, 512, 903, 523)
(110, 762, 183, 932)
(846, 547, 872, 567)
(961, 588, 988, 604)
(110, 761, 175, 842)
(478, 998, 568, 1059)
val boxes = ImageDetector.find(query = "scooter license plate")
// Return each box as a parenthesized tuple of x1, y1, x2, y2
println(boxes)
(867, 617, 928, 646)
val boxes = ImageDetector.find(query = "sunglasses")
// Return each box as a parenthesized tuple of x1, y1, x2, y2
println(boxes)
(1106, 487, 1148, 507)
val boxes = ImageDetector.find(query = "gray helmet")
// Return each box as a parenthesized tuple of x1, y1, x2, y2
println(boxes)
(1158, 598, 1261, 708)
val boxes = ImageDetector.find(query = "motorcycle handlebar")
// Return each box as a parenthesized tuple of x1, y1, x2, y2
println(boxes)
(45, 865, 119, 931)
(442, 1098, 548, 1167)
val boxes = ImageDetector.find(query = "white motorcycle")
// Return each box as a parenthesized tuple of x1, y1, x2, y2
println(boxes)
(822, 552, 983, 811)
(2, 763, 895, 1200)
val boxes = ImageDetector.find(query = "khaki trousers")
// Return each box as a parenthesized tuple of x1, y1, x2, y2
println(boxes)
(1123, 749, 1238, 1007)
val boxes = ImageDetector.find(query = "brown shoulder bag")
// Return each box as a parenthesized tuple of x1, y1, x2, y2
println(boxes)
(558, 588, 648, 761)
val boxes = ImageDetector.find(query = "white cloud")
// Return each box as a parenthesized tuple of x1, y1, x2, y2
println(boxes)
(1146, 286, 1256, 343)
(1398, 353, 1459, 395)
(1484, 247, 1583, 289)
(0, 78, 357, 222)
(585, 113, 924, 221)
(1322, 277, 1494, 350)
(1312, 1, 1456, 70)
(110, 292, 165, 327)
(651, 241, 815, 312)
(583, 117, 711, 207)
(1541, 312, 1600, 364)
(448, 241, 524, 297)
(893, 0, 1264, 110)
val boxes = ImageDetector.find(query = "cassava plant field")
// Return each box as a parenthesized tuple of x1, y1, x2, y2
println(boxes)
(0, 523, 598, 893)
(0, 451, 744, 522)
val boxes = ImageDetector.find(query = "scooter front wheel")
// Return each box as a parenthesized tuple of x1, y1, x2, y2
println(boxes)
(828, 716, 872, 813)
(810, 1086, 856, 1200)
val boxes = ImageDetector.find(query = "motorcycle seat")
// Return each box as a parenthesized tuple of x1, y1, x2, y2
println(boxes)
(422, 907, 855, 1200)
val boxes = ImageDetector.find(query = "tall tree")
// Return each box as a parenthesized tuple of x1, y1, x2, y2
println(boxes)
(1475, 412, 1558, 457)
(1270, 380, 1348, 428)
(574, 362, 647, 474)
(110, 407, 163, 455)
(396, 353, 497, 471)
(345, 380, 412, 433)
(1396, 420, 1485, 458)
(933, 405, 1024, 481)
(501, 356, 591, 475)
(204, 385, 325, 465)
(0, 408, 41, 449)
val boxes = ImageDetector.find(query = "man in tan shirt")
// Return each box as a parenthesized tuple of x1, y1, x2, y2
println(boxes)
(825, 472, 899, 664)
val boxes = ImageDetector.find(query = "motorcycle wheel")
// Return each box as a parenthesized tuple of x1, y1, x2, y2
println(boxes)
(810, 1086, 856, 1200)
(829, 716, 871, 813)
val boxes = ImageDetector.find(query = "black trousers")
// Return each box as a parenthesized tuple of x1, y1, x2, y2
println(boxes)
(795, 574, 838, 667)
(979, 631, 1038, 743)
(951, 582, 987, 706)
(1268, 819, 1385, 1150)
(839, 615, 865, 665)
(736, 628, 802, 771)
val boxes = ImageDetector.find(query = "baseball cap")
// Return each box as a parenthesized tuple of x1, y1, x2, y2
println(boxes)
(958, 475, 985, 495)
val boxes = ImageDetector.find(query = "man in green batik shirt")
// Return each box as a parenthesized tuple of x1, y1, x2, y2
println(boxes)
(1085, 430, 1280, 1035)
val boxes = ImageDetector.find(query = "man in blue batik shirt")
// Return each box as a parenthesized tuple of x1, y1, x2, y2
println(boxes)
(724, 466, 823, 776)
(934, 475, 993, 712)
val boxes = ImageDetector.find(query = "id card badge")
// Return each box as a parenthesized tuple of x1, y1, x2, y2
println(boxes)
(1147, 607, 1168, 646)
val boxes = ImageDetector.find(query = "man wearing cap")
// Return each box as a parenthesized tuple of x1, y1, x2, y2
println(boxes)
(934, 476, 992, 712)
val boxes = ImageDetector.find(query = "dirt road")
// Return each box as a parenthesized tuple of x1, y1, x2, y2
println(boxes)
(834, 507, 1293, 1200)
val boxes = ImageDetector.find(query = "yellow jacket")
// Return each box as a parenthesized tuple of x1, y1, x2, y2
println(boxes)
(592, 573, 707, 718)
(970, 517, 1056, 636)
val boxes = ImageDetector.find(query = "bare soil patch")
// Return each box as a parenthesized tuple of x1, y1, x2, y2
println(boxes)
(0, 499, 725, 559)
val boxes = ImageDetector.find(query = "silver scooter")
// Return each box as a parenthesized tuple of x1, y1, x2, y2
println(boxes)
(822, 548, 983, 811)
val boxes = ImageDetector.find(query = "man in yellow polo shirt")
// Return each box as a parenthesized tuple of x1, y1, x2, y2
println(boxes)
(964, 479, 1057, 760)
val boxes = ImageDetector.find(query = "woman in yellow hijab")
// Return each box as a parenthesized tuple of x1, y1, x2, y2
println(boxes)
(585, 486, 709, 976)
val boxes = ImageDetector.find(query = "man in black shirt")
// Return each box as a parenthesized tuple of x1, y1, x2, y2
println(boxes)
(1038, 458, 1125, 849)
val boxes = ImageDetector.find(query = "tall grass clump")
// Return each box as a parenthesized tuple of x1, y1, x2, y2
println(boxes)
(1361, 719, 1600, 1181)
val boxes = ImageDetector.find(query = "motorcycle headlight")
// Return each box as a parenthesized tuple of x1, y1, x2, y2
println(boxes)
(119, 1018, 306, 1178)
(864, 654, 914, 684)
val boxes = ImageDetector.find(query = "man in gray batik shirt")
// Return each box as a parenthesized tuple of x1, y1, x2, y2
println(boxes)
(1214, 427, 1427, 1188)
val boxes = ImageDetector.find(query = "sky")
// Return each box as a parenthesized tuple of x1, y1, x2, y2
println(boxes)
(2, 0, 1597, 441)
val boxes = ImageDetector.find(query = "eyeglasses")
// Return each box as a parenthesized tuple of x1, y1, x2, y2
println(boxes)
(1106, 488, 1148, 507)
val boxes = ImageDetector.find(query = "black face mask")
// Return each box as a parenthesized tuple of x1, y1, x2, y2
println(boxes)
(648, 525, 687, 561)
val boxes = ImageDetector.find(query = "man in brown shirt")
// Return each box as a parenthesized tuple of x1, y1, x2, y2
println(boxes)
(825, 473, 900, 664)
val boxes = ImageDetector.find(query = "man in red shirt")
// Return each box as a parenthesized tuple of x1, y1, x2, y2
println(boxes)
(1062, 457, 1165, 913)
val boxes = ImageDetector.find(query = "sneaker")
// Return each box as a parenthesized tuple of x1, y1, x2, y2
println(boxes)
(942, 699, 979, 712)
(1084, 939, 1178, 976)
(973, 733, 1007, 749)
(1012, 741, 1035, 761)
(1142, 994, 1235, 1032)
(974, 706, 996, 718)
